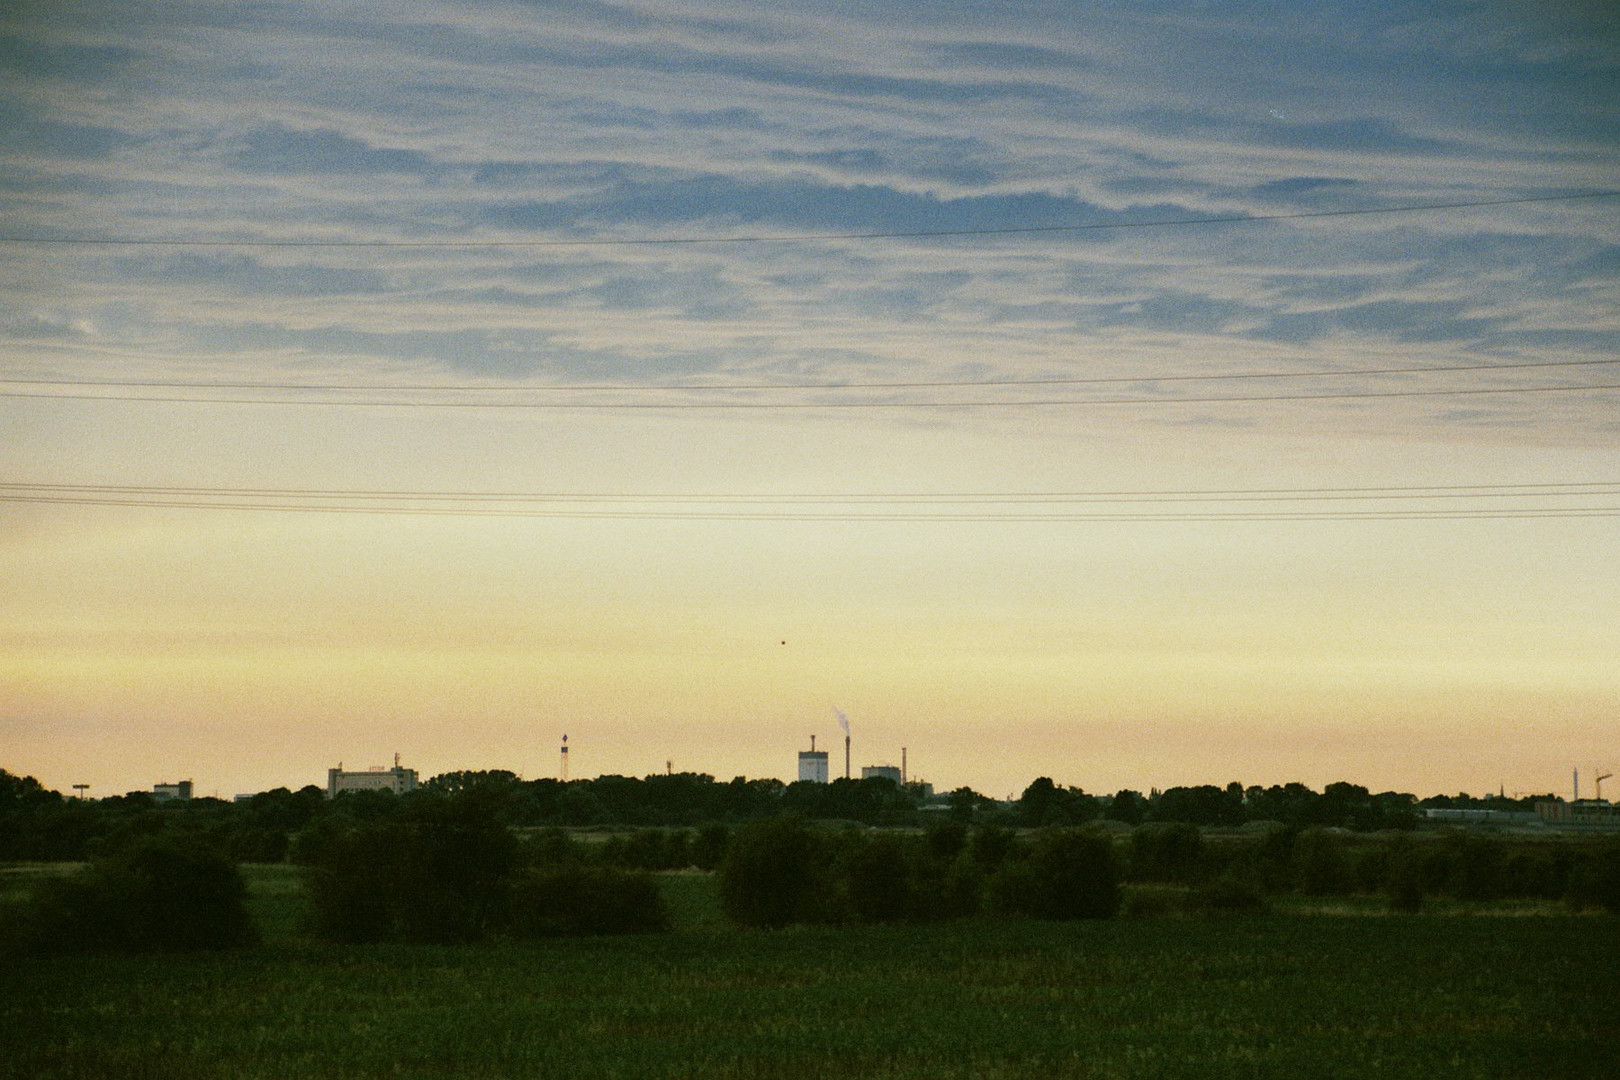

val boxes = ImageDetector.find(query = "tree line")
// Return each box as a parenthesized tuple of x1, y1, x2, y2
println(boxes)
(0, 767, 1569, 863)
(2, 766, 1618, 955)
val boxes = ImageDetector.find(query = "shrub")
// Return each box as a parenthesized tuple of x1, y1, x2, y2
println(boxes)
(837, 831, 919, 923)
(1129, 822, 1205, 884)
(20, 837, 256, 953)
(1249, 826, 1298, 893)
(925, 821, 968, 862)
(965, 822, 1015, 872)
(1188, 876, 1270, 915)
(1502, 850, 1564, 899)
(303, 800, 518, 944)
(1565, 841, 1620, 913)
(1294, 829, 1354, 896)
(691, 823, 729, 871)
(1119, 886, 1183, 919)
(718, 817, 831, 928)
(524, 826, 583, 866)
(1448, 834, 1506, 901)
(508, 865, 669, 936)
(615, 828, 691, 870)
(1384, 838, 1424, 914)
(988, 829, 1120, 920)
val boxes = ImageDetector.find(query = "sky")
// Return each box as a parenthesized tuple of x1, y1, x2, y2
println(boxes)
(2, 0, 1617, 802)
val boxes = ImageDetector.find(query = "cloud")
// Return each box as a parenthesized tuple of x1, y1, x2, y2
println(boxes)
(0, 32, 143, 83)
(0, 0, 1612, 442)
(230, 124, 437, 177)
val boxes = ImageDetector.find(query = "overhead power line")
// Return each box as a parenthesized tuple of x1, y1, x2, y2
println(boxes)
(2, 380, 1615, 409)
(5, 480, 1615, 502)
(3, 357, 1614, 395)
(0, 191, 1613, 249)
(3, 480, 1615, 522)
(4, 497, 1611, 521)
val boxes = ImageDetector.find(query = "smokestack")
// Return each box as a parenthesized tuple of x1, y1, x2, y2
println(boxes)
(833, 707, 851, 780)
(902, 747, 907, 785)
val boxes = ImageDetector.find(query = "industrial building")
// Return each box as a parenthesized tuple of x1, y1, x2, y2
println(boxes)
(861, 765, 903, 785)
(1535, 800, 1620, 828)
(152, 780, 192, 802)
(326, 757, 418, 799)
(798, 737, 829, 784)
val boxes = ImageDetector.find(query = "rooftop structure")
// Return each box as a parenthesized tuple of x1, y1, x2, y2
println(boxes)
(861, 765, 903, 785)
(327, 756, 418, 799)
(153, 780, 192, 802)
(798, 735, 829, 784)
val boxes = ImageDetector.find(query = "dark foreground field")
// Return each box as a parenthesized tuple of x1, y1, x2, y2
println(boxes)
(1, 868, 1612, 1080)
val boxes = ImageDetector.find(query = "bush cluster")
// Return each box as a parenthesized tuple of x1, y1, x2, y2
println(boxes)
(299, 795, 668, 942)
(16, 837, 257, 953)
(508, 866, 670, 936)
(719, 818, 1120, 928)
(1119, 825, 1620, 914)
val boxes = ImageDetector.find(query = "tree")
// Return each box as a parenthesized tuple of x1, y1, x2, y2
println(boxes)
(966, 821, 1016, 872)
(1129, 822, 1206, 884)
(21, 837, 256, 953)
(988, 829, 1120, 920)
(838, 831, 918, 923)
(1017, 777, 1063, 826)
(947, 786, 980, 823)
(1106, 789, 1146, 826)
(1294, 828, 1353, 896)
(1016, 778, 1100, 827)
(1150, 784, 1244, 827)
(718, 817, 831, 928)
(303, 792, 518, 943)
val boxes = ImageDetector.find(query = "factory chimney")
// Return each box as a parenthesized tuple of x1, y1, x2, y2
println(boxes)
(834, 707, 852, 780)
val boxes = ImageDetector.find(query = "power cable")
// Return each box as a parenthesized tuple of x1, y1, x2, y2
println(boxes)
(2, 357, 1614, 395)
(3, 480, 1615, 522)
(4, 480, 1615, 503)
(2, 380, 1614, 409)
(1, 191, 1613, 249)
(2, 493, 1612, 521)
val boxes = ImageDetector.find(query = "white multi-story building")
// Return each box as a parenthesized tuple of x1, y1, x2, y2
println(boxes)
(326, 759, 418, 799)
(797, 746, 829, 784)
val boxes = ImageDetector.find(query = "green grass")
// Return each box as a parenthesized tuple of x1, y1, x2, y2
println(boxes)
(0, 866, 1613, 1079)
(0, 861, 80, 903)
(655, 869, 727, 931)
(239, 863, 312, 941)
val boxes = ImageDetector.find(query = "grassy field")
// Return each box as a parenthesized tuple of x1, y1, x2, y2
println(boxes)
(1, 865, 1613, 1080)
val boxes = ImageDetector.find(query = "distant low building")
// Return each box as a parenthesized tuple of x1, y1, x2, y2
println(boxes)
(1421, 807, 1536, 826)
(153, 780, 193, 802)
(1535, 799, 1620, 829)
(861, 765, 903, 785)
(326, 759, 418, 799)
